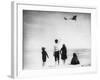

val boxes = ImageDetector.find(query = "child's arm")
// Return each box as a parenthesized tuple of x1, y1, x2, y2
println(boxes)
(45, 51, 49, 58)
(46, 53, 49, 58)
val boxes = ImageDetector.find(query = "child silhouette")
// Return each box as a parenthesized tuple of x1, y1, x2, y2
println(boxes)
(41, 47, 49, 66)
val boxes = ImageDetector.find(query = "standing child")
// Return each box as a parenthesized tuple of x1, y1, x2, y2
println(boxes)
(41, 47, 49, 66)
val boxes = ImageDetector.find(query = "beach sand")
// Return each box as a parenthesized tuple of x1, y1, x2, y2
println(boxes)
(24, 49, 91, 69)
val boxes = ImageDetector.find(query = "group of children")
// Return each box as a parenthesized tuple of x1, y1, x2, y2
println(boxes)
(41, 39, 80, 66)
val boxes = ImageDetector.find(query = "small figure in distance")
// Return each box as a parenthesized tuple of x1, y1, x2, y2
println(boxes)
(71, 53, 80, 65)
(60, 44, 67, 64)
(41, 47, 49, 66)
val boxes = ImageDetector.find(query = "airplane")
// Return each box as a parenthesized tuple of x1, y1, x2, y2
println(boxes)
(64, 15, 77, 21)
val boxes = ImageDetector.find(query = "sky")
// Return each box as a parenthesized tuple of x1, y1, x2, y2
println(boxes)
(23, 10, 91, 51)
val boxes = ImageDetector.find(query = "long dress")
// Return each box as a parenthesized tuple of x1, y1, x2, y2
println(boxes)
(60, 46, 67, 60)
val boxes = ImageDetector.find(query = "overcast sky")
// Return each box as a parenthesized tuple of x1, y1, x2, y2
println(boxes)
(23, 10, 91, 51)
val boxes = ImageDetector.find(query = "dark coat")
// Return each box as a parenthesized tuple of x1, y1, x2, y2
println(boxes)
(60, 45, 67, 60)
(42, 50, 49, 62)
(71, 53, 80, 65)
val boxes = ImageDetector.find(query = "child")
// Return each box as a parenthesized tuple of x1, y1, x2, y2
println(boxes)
(41, 47, 49, 66)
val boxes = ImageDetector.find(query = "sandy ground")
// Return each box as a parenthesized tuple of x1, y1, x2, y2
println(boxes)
(24, 49, 91, 69)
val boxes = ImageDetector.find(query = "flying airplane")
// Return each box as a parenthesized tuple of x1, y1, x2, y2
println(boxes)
(64, 15, 77, 21)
